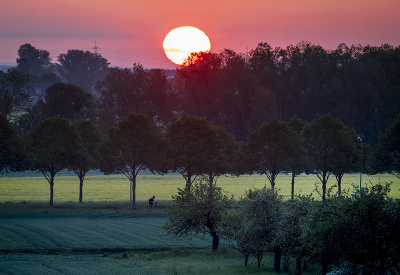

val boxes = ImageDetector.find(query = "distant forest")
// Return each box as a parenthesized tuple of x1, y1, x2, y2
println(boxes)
(2, 42, 400, 146)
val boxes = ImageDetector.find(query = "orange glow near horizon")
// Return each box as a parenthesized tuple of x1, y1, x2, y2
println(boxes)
(163, 26, 211, 65)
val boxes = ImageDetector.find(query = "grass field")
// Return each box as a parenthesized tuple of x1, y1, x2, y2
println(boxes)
(0, 203, 321, 275)
(0, 172, 399, 274)
(1, 172, 399, 203)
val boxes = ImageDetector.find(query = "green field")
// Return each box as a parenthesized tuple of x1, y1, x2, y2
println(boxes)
(0, 203, 322, 275)
(1, 172, 399, 203)
(0, 173, 399, 274)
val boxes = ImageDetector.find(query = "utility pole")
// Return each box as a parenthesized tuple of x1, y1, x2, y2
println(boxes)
(91, 40, 100, 54)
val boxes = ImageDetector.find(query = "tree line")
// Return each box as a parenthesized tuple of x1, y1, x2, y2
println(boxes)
(1, 110, 399, 205)
(1, 42, 400, 147)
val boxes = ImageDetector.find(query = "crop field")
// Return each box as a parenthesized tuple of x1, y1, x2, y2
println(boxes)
(1, 172, 399, 203)
(0, 172, 399, 274)
(0, 203, 323, 275)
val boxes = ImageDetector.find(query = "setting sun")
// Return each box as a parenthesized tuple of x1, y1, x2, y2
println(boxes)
(163, 26, 211, 65)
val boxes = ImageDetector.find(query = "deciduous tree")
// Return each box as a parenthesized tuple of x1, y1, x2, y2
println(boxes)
(302, 115, 361, 201)
(16, 43, 53, 81)
(167, 114, 219, 191)
(247, 119, 299, 190)
(44, 83, 93, 120)
(101, 112, 169, 209)
(57, 50, 109, 93)
(0, 70, 30, 116)
(71, 120, 103, 202)
(374, 114, 400, 179)
(27, 117, 84, 205)
(163, 180, 232, 251)
(0, 114, 27, 172)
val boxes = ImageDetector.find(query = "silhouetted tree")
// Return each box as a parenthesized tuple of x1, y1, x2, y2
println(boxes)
(167, 114, 219, 192)
(71, 120, 103, 202)
(44, 83, 93, 120)
(163, 180, 232, 251)
(57, 50, 109, 93)
(27, 117, 84, 205)
(101, 113, 169, 209)
(247, 119, 300, 190)
(16, 43, 54, 81)
(374, 114, 400, 179)
(0, 114, 27, 172)
(0, 70, 30, 116)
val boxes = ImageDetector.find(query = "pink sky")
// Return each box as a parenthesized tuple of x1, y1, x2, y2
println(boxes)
(1, 0, 399, 68)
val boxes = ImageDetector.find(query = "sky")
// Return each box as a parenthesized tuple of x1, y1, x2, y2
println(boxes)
(1, 0, 400, 69)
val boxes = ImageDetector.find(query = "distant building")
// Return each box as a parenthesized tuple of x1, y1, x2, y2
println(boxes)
(26, 83, 51, 104)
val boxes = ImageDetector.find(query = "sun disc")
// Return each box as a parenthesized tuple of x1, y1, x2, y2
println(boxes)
(163, 26, 211, 65)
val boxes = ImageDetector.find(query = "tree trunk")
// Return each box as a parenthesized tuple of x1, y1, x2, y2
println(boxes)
(131, 176, 136, 210)
(291, 172, 296, 200)
(295, 257, 301, 275)
(244, 254, 249, 267)
(79, 172, 84, 203)
(49, 181, 54, 206)
(208, 172, 214, 185)
(321, 260, 328, 275)
(186, 172, 192, 192)
(322, 171, 327, 203)
(211, 232, 219, 251)
(274, 246, 281, 273)
(257, 251, 263, 268)
(336, 173, 343, 195)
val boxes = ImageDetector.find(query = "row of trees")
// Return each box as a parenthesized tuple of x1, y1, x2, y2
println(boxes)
(164, 181, 400, 274)
(1, 42, 400, 148)
(2, 110, 399, 207)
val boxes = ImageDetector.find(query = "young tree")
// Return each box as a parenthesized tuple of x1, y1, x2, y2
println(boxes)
(246, 119, 300, 190)
(101, 112, 169, 209)
(374, 114, 400, 179)
(163, 180, 232, 251)
(71, 120, 103, 202)
(0, 114, 27, 172)
(275, 195, 315, 274)
(167, 114, 219, 192)
(0, 70, 30, 116)
(220, 187, 282, 268)
(27, 117, 84, 205)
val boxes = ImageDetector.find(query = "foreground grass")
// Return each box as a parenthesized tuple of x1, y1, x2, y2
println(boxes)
(0, 202, 320, 275)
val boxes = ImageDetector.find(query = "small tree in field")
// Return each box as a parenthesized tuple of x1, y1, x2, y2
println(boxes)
(27, 117, 84, 205)
(163, 180, 232, 251)
(220, 187, 282, 269)
(101, 112, 169, 209)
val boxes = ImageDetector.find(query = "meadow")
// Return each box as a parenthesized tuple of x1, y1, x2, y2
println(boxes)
(0, 172, 399, 274)
(1, 172, 399, 203)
